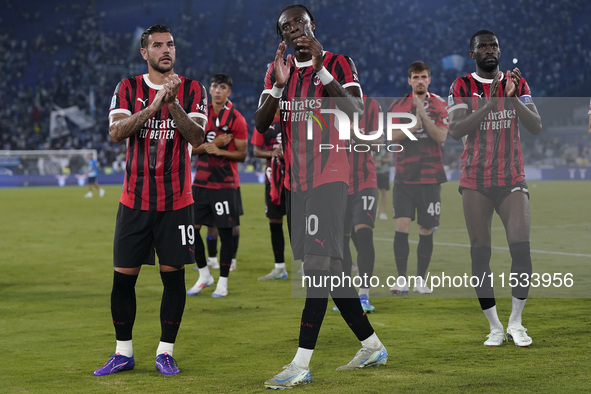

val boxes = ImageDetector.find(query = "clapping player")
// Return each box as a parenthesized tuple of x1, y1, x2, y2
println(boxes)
(94, 24, 206, 376)
(448, 30, 542, 347)
(255, 5, 387, 389)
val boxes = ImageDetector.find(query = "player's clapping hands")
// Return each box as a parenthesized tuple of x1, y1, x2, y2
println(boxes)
(294, 25, 324, 71)
(163, 74, 181, 104)
(505, 68, 521, 97)
(274, 42, 293, 88)
(149, 74, 181, 110)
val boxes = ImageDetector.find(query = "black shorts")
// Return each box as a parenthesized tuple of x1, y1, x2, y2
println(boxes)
(459, 181, 530, 212)
(265, 181, 286, 219)
(287, 182, 348, 261)
(113, 203, 195, 268)
(88, 176, 97, 184)
(344, 187, 378, 233)
(236, 187, 244, 216)
(193, 186, 241, 228)
(376, 172, 389, 190)
(393, 183, 441, 229)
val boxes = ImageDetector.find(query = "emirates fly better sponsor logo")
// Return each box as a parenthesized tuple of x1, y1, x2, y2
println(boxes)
(138, 118, 177, 140)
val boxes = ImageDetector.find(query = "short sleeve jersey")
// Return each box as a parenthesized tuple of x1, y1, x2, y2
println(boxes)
(388, 92, 448, 185)
(448, 72, 532, 189)
(109, 73, 207, 211)
(192, 101, 248, 190)
(262, 51, 362, 192)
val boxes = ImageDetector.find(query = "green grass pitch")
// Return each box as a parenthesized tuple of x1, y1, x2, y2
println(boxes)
(0, 181, 589, 392)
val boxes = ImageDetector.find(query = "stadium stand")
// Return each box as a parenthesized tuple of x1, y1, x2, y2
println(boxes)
(1, 0, 590, 175)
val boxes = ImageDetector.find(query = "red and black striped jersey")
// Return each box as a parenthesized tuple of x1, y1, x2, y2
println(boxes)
(109, 73, 207, 211)
(262, 51, 361, 192)
(389, 92, 448, 185)
(251, 115, 282, 169)
(348, 96, 379, 194)
(192, 100, 248, 190)
(448, 72, 532, 189)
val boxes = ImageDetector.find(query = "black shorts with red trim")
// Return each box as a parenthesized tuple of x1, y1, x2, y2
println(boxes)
(192, 186, 241, 228)
(393, 183, 441, 229)
(287, 182, 348, 260)
(459, 181, 529, 212)
(344, 187, 378, 233)
(113, 203, 195, 268)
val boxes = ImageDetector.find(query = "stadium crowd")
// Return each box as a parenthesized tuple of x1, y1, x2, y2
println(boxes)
(1, 0, 590, 174)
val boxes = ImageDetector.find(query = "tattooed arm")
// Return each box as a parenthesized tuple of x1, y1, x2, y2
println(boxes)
(167, 101, 205, 147)
(164, 74, 205, 147)
(108, 88, 167, 143)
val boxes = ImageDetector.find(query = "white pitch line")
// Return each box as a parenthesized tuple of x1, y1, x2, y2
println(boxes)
(377, 223, 590, 234)
(373, 237, 591, 258)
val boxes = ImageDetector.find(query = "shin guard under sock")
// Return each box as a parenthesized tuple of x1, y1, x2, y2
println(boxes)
(111, 271, 139, 341)
(355, 227, 375, 283)
(195, 228, 207, 269)
(394, 231, 409, 277)
(471, 246, 495, 310)
(417, 233, 433, 278)
(270, 222, 285, 264)
(218, 228, 235, 277)
(159, 269, 186, 343)
(509, 241, 532, 299)
(299, 270, 329, 349)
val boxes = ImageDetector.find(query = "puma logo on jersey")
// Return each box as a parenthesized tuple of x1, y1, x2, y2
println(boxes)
(314, 238, 326, 248)
(472, 92, 484, 98)
(137, 98, 148, 105)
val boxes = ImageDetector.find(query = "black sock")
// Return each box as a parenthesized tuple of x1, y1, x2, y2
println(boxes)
(342, 235, 353, 278)
(269, 222, 285, 263)
(471, 246, 495, 310)
(509, 241, 532, 299)
(417, 233, 433, 278)
(331, 283, 375, 342)
(111, 271, 139, 341)
(393, 231, 409, 277)
(218, 228, 234, 277)
(195, 227, 207, 269)
(232, 227, 239, 259)
(299, 269, 329, 349)
(159, 269, 186, 343)
(355, 227, 375, 285)
(206, 235, 217, 259)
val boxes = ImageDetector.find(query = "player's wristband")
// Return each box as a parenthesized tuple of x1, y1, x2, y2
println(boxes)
(316, 67, 334, 85)
(270, 84, 284, 99)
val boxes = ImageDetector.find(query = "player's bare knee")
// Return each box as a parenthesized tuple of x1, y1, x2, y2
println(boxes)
(160, 264, 184, 272)
(303, 254, 331, 272)
(115, 267, 141, 276)
(329, 258, 344, 277)
(395, 218, 411, 233)
(418, 226, 434, 236)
